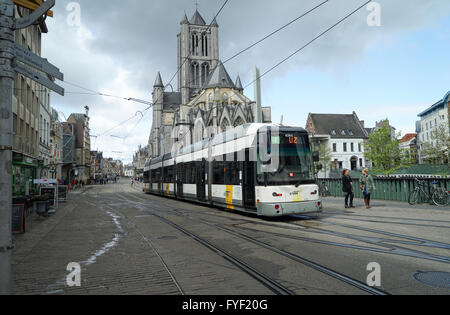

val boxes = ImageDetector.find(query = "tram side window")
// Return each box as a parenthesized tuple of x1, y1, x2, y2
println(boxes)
(165, 166, 174, 183)
(213, 159, 225, 185)
(184, 163, 190, 184)
(151, 169, 161, 183)
(224, 160, 240, 186)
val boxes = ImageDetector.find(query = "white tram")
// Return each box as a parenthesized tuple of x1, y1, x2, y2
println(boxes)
(143, 124, 322, 217)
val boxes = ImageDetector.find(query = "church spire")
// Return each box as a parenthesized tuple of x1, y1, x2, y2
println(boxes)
(181, 13, 189, 25)
(190, 9, 206, 25)
(154, 71, 164, 88)
(235, 75, 243, 91)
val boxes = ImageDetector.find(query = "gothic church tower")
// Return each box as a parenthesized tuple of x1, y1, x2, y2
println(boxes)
(178, 10, 219, 105)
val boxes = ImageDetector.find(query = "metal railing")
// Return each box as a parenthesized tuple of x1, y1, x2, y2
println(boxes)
(319, 177, 450, 203)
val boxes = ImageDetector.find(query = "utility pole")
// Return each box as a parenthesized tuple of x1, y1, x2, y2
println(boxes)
(0, 0, 14, 295)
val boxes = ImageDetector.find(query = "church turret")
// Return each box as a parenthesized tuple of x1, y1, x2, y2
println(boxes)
(152, 72, 164, 157)
(180, 13, 189, 25)
(235, 75, 243, 92)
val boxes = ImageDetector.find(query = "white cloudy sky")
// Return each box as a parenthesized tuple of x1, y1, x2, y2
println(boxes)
(41, 0, 450, 164)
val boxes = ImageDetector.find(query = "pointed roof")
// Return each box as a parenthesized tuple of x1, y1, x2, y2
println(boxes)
(211, 18, 218, 27)
(235, 75, 243, 90)
(154, 72, 164, 88)
(203, 62, 235, 89)
(190, 10, 206, 25)
(181, 13, 189, 25)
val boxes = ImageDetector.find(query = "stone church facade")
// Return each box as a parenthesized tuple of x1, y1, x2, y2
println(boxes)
(148, 10, 271, 158)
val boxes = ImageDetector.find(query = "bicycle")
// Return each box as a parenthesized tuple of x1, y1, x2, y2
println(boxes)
(319, 182, 330, 197)
(408, 178, 450, 207)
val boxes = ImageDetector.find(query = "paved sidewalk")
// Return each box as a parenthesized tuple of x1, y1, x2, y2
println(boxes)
(11, 185, 180, 295)
(322, 196, 450, 211)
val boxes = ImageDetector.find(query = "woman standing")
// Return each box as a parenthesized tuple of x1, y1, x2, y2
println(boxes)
(360, 168, 376, 209)
(342, 169, 355, 208)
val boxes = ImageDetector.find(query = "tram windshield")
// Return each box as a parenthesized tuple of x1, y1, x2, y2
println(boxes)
(257, 131, 315, 186)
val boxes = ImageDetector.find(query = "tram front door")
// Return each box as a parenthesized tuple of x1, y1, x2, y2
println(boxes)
(243, 149, 256, 208)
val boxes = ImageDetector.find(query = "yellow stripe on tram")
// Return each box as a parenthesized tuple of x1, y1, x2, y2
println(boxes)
(226, 185, 234, 210)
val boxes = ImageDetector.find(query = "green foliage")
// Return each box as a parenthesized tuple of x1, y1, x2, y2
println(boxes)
(317, 142, 333, 173)
(364, 121, 411, 175)
(421, 124, 450, 164)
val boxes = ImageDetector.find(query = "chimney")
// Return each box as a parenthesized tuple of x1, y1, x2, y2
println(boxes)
(360, 120, 365, 128)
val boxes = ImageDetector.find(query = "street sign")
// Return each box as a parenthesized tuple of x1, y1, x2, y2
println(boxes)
(15, 0, 55, 29)
(13, 42, 63, 80)
(14, 62, 64, 96)
(13, 0, 53, 17)
(34, 178, 58, 185)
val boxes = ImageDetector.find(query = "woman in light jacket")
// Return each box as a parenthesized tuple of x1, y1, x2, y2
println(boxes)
(360, 169, 376, 209)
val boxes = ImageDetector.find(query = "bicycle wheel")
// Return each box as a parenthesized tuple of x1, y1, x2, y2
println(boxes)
(408, 190, 420, 205)
(432, 189, 450, 207)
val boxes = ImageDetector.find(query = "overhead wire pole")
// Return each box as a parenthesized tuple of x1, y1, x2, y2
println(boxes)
(0, 0, 14, 296)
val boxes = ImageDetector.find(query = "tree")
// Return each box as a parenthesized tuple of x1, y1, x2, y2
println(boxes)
(421, 124, 450, 164)
(364, 121, 409, 174)
(316, 141, 333, 176)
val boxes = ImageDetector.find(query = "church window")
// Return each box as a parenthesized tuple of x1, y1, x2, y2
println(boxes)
(233, 117, 245, 127)
(201, 63, 210, 86)
(222, 93, 228, 106)
(192, 33, 199, 56)
(221, 118, 230, 132)
(191, 62, 200, 86)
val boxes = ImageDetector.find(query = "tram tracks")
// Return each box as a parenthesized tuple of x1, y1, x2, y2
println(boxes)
(87, 187, 185, 295)
(116, 190, 390, 295)
(129, 185, 450, 264)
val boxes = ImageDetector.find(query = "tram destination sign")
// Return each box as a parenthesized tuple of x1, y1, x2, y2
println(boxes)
(14, 62, 64, 96)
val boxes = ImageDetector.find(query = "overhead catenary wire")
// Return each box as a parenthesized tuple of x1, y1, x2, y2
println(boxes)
(175, 1, 368, 144)
(94, 0, 232, 141)
(244, 0, 372, 89)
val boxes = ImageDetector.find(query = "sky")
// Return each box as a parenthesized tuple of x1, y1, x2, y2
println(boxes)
(40, 0, 450, 164)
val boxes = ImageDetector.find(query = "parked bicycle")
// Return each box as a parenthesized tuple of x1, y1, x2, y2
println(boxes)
(319, 181, 330, 198)
(408, 178, 450, 207)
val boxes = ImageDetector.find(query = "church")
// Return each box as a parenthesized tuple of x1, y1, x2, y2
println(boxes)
(148, 10, 272, 158)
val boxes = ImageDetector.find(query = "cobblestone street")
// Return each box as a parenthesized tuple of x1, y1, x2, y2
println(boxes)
(10, 181, 450, 295)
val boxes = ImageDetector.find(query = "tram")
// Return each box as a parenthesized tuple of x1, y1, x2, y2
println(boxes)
(143, 123, 322, 217)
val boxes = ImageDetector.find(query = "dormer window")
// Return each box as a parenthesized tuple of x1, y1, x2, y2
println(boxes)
(331, 130, 337, 136)
(348, 130, 354, 136)
(341, 130, 346, 136)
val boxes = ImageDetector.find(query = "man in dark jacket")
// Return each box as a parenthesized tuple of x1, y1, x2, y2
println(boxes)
(342, 169, 355, 208)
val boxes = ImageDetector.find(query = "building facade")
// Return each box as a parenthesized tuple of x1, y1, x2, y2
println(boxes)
(399, 133, 418, 164)
(306, 112, 368, 178)
(38, 87, 51, 179)
(416, 91, 450, 164)
(48, 108, 63, 179)
(67, 108, 91, 183)
(148, 10, 271, 159)
(11, 5, 48, 196)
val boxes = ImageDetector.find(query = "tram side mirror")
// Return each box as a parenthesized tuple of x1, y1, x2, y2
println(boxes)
(312, 151, 320, 163)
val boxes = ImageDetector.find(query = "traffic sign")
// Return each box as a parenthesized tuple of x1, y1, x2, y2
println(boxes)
(14, 62, 64, 95)
(15, 0, 55, 30)
(13, 43, 63, 80)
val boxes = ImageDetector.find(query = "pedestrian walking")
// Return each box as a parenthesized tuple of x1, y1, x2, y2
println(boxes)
(342, 169, 354, 208)
(360, 168, 376, 209)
